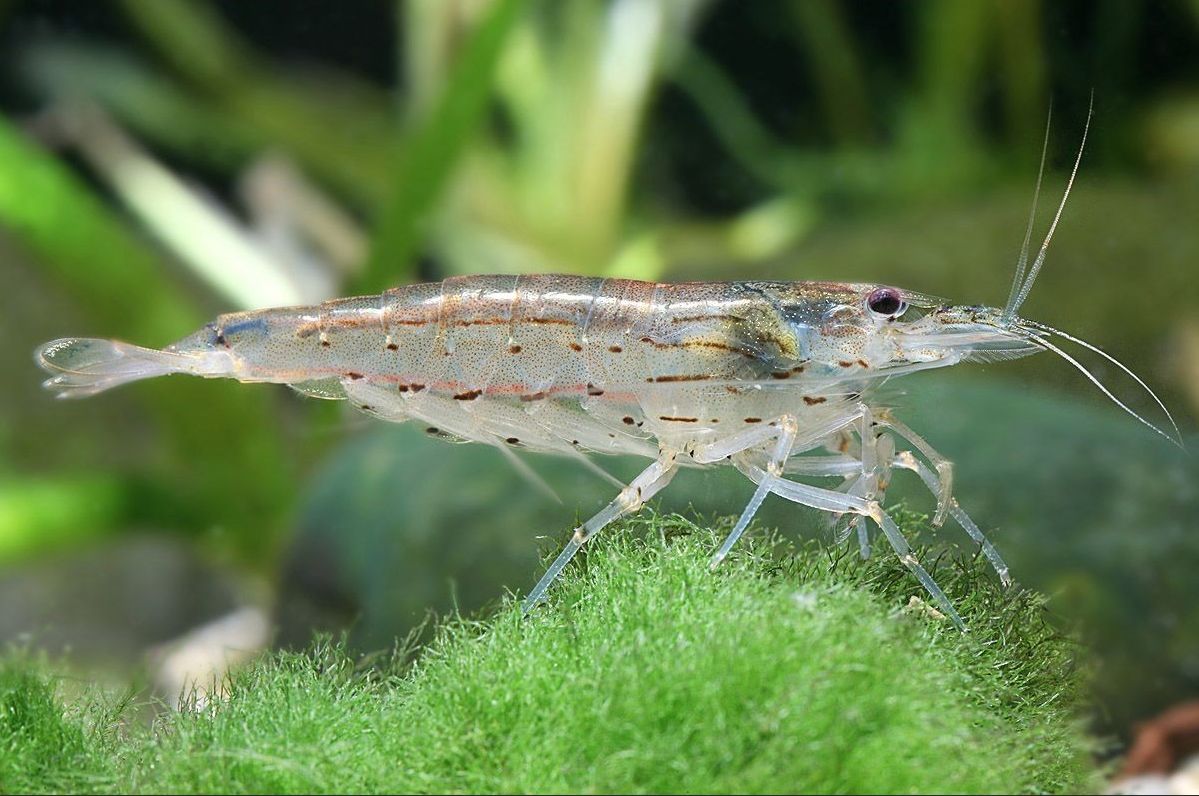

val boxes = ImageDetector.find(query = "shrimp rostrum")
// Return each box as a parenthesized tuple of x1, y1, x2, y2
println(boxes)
(34, 134, 1179, 632)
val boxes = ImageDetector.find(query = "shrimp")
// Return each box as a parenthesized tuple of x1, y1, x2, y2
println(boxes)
(33, 115, 1180, 632)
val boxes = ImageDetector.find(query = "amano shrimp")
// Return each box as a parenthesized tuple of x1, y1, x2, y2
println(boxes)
(33, 123, 1180, 632)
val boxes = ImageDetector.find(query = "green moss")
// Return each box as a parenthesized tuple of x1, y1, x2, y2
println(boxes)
(0, 513, 1099, 793)
(0, 654, 118, 793)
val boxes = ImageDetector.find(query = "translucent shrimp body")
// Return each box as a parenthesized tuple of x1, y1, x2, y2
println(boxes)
(35, 273, 1177, 630)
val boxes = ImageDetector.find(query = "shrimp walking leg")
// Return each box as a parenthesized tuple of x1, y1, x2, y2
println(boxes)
(695, 406, 868, 566)
(522, 449, 680, 612)
(892, 451, 1012, 587)
(733, 455, 966, 630)
(844, 404, 885, 559)
(708, 416, 799, 570)
(874, 409, 955, 527)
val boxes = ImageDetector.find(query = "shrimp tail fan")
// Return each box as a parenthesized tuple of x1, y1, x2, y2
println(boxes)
(36, 338, 201, 398)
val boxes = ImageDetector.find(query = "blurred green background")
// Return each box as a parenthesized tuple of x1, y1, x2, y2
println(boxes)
(1, 0, 1197, 743)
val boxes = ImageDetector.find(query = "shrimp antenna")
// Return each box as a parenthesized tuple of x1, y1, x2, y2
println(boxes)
(1021, 319, 1184, 448)
(1004, 101, 1052, 318)
(1023, 328, 1184, 449)
(1002, 92, 1094, 325)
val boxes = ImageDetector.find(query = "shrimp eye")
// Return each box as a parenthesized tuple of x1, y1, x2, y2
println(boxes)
(866, 287, 905, 317)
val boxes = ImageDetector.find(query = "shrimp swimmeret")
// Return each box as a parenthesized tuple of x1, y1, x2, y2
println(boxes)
(33, 122, 1180, 632)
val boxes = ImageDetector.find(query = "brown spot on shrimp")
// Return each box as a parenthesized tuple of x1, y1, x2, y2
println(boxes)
(586, 383, 605, 396)
(744, 417, 762, 424)
(803, 396, 827, 405)
(622, 416, 636, 425)
(453, 389, 482, 401)
(509, 344, 522, 354)
(568, 342, 583, 352)
(608, 345, 623, 353)
(659, 415, 699, 423)
(386, 342, 399, 351)
(520, 391, 548, 402)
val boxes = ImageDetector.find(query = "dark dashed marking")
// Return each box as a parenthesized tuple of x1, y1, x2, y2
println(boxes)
(638, 336, 761, 361)
(346, 372, 364, 380)
(608, 345, 623, 353)
(725, 386, 744, 395)
(838, 360, 854, 368)
(659, 415, 699, 423)
(586, 384, 605, 396)
(710, 418, 720, 424)
(320, 340, 331, 348)
(648, 374, 713, 383)
(771, 364, 808, 378)
(520, 392, 547, 402)
(509, 344, 522, 354)
(803, 396, 827, 405)
(410, 383, 426, 393)
(568, 342, 583, 352)
(857, 359, 870, 368)
(386, 342, 399, 351)
(360, 404, 371, 410)
(426, 427, 440, 434)
(453, 389, 482, 401)
(671, 313, 737, 323)
(453, 319, 506, 327)
(622, 416, 636, 425)
(744, 417, 762, 424)
(297, 315, 429, 339)
(397, 385, 409, 393)
(506, 437, 521, 445)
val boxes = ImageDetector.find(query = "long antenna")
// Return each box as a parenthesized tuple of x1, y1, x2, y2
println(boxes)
(1004, 102, 1053, 318)
(1002, 92, 1094, 324)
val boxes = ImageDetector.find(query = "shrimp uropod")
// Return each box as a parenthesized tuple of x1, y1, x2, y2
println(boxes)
(33, 115, 1182, 631)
